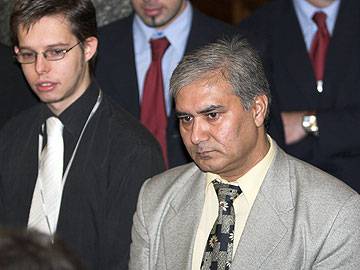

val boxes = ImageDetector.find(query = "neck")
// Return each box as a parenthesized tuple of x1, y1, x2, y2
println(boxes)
(48, 71, 91, 116)
(220, 132, 270, 182)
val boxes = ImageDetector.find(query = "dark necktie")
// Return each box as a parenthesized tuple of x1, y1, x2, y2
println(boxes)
(309, 11, 330, 93)
(140, 37, 170, 167)
(201, 180, 242, 270)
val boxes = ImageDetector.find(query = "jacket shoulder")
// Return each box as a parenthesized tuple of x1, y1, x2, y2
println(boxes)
(238, 0, 286, 35)
(97, 93, 160, 149)
(98, 14, 133, 37)
(280, 150, 359, 207)
(143, 163, 199, 195)
(187, 8, 237, 52)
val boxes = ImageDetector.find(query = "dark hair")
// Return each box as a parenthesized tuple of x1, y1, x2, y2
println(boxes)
(170, 35, 271, 117)
(0, 229, 84, 270)
(10, 0, 98, 74)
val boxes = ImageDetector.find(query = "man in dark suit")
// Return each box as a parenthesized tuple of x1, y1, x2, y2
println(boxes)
(96, 0, 235, 168)
(0, 0, 164, 269)
(239, 0, 360, 192)
(0, 43, 38, 129)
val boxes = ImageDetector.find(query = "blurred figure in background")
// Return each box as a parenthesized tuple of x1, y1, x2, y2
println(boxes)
(0, 229, 83, 270)
(96, 0, 235, 168)
(239, 0, 360, 193)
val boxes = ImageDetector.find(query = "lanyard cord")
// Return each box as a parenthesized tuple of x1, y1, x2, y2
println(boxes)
(36, 90, 103, 237)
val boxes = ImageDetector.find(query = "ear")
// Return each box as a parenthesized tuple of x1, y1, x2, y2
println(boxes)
(14, 46, 19, 54)
(83, 36, 98, 62)
(252, 94, 268, 127)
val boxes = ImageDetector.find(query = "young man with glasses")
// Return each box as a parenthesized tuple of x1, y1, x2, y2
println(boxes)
(0, 1, 164, 269)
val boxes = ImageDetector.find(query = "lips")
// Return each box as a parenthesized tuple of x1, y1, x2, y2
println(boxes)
(35, 81, 57, 92)
(196, 149, 214, 158)
(143, 7, 162, 17)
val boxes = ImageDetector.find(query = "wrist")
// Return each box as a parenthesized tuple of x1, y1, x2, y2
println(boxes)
(302, 113, 319, 136)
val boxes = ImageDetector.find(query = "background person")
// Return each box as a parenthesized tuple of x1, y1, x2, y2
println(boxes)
(96, 0, 236, 168)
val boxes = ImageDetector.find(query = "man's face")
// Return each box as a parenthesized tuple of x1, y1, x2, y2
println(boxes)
(175, 75, 269, 181)
(15, 15, 97, 115)
(131, 0, 187, 30)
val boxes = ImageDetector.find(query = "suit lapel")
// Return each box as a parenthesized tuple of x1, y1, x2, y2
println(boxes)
(102, 15, 140, 117)
(163, 167, 206, 270)
(6, 108, 43, 226)
(274, 1, 319, 108)
(185, 9, 208, 53)
(321, 0, 360, 108)
(232, 147, 294, 270)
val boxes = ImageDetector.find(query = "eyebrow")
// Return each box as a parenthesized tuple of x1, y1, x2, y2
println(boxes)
(175, 111, 190, 118)
(198, 105, 225, 114)
(18, 43, 70, 50)
(175, 105, 225, 117)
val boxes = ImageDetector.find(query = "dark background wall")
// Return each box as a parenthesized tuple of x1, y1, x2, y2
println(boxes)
(0, 0, 269, 45)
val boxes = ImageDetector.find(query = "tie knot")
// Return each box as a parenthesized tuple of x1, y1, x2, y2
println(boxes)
(150, 37, 170, 61)
(212, 180, 242, 205)
(312, 12, 327, 30)
(46, 117, 63, 138)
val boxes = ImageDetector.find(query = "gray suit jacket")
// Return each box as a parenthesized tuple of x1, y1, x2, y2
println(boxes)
(129, 145, 360, 269)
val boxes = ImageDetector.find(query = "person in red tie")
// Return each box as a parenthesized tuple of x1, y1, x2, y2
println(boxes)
(96, 0, 236, 168)
(239, 0, 360, 193)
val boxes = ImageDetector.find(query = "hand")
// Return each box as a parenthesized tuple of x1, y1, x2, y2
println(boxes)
(281, 111, 307, 145)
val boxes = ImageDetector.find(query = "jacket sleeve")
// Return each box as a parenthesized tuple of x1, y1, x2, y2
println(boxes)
(129, 180, 151, 270)
(313, 193, 360, 269)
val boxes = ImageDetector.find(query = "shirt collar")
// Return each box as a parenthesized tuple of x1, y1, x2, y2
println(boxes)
(40, 80, 100, 139)
(293, 0, 341, 34)
(206, 135, 276, 206)
(133, 0, 192, 53)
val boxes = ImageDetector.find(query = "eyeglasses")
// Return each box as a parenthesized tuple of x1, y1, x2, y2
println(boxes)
(15, 41, 82, 64)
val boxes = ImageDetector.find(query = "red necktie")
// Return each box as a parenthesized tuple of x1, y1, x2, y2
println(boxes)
(309, 12, 330, 93)
(140, 37, 170, 167)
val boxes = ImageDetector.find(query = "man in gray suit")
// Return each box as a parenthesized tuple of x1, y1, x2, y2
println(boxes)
(129, 37, 360, 270)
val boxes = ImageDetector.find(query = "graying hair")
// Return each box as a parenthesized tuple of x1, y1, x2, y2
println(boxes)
(170, 36, 271, 112)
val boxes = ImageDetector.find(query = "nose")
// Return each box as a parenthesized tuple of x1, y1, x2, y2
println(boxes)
(34, 53, 51, 74)
(190, 118, 209, 145)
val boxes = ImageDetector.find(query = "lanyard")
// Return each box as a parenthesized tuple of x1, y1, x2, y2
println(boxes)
(36, 90, 103, 237)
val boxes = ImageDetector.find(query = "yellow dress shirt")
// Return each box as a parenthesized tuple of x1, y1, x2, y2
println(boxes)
(192, 136, 276, 269)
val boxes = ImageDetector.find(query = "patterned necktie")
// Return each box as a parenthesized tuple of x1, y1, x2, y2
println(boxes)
(140, 37, 170, 168)
(309, 11, 330, 93)
(28, 117, 64, 235)
(201, 180, 242, 270)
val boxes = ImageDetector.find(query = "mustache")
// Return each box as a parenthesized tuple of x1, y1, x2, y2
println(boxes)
(194, 144, 213, 154)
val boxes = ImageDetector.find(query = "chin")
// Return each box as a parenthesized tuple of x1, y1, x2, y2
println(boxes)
(195, 160, 219, 173)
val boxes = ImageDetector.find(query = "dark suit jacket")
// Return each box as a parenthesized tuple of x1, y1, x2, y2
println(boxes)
(239, 0, 360, 192)
(96, 8, 235, 168)
(0, 90, 164, 270)
(0, 43, 38, 129)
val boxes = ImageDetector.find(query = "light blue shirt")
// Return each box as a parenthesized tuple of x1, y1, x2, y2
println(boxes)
(133, 1, 192, 115)
(293, 0, 341, 50)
